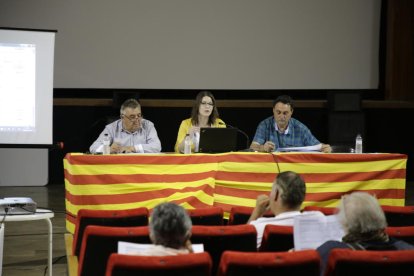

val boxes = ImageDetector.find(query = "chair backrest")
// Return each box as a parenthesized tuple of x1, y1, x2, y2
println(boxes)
(382, 205, 414, 226)
(187, 207, 224, 225)
(78, 225, 151, 276)
(191, 224, 257, 274)
(386, 226, 414, 245)
(259, 224, 294, 252)
(105, 252, 212, 276)
(302, 206, 338, 215)
(73, 207, 149, 256)
(217, 250, 320, 276)
(324, 248, 414, 276)
(228, 206, 273, 225)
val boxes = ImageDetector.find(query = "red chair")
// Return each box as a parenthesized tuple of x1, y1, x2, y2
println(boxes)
(302, 206, 338, 215)
(382, 205, 414, 226)
(217, 250, 320, 276)
(324, 248, 414, 276)
(259, 224, 294, 252)
(191, 224, 257, 274)
(187, 207, 224, 225)
(386, 226, 414, 245)
(78, 225, 151, 276)
(228, 206, 273, 225)
(72, 207, 149, 256)
(105, 252, 212, 276)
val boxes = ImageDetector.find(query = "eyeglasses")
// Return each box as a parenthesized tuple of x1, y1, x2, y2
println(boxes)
(201, 102, 214, 107)
(122, 114, 142, 121)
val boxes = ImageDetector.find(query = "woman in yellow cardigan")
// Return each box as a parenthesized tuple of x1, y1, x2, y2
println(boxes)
(175, 91, 226, 153)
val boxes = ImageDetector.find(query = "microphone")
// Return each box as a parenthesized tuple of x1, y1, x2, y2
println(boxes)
(218, 122, 250, 150)
(52, 141, 64, 150)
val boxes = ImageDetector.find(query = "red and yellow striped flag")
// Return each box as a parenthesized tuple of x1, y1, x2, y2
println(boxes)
(64, 152, 406, 233)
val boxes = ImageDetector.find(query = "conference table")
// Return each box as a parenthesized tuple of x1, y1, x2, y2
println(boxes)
(64, 152, 407, 233)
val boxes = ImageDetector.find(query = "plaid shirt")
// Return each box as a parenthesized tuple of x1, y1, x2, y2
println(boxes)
(252, 116, 319, 150)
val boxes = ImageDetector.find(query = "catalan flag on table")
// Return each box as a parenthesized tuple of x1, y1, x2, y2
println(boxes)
(64, 152, 406, 233)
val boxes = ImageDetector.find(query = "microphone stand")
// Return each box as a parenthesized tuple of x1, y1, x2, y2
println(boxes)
(219, 122, 250, 150)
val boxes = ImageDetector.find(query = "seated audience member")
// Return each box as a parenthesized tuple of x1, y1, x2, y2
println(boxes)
(250, 95, 331, 153)
(248, 171, 323, 247)
(89, 98, 161, 154)
(175, 91, 226, 153)
(130, 202, 193, 256)
(317, 192, 414, 275)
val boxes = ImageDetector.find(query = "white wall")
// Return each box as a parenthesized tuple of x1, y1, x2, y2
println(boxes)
(0, 149, 48, 186)
(0, 0, 381, 90)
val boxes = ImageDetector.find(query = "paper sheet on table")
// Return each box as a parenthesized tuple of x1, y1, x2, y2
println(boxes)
(118, 241, 204, 254)
(278, 144, 322, 152)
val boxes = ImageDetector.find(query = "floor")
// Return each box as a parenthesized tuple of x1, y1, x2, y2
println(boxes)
(1, 184, 66, 276)
(0, 181, 413, 276)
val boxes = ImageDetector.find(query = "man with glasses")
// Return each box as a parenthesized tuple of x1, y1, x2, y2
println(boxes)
(89, 98, 161, 154)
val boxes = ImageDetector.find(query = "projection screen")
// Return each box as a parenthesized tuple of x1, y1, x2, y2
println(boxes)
(0, 0, 381, 90)
(0, 28, 55, 145)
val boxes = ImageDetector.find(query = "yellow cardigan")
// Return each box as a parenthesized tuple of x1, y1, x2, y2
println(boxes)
(174, 118, 226, 153)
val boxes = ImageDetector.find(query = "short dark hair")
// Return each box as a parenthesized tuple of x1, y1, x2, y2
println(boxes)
(191, 91, 220, 126)
(275, 171, 305, 209)
(120, 98, 141, 115)
(272, 95, 294, 110)
(150, 202, 192, 249)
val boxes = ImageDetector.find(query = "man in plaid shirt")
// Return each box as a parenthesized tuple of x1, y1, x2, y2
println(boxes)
(250, 95, 331, 153)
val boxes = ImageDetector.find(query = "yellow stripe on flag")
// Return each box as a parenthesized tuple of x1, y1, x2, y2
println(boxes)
(65, 178, 215, 195)
(215, 180, 273, 192)
(213, 194, 257, 207)
(66, 191, 214, 215)
(64, 162, 219, 175)
(275, 160, 406, 174)
(306, 179, 405, 193)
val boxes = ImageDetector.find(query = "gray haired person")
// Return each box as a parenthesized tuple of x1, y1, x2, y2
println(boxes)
(317, 192, 414, 275)
(89, 98, 161, 154)
(149, 202, 193, 252)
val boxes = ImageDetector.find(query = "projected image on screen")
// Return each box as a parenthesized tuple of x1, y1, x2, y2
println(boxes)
(0, 28, 55, 145)
(0, 43, 36, 133)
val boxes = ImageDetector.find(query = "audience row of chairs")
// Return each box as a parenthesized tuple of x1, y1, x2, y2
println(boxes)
(76, 224, 414, 276)
(103, 249, 414, 275)
(69, 205, 414, 275)
(89, 245, 414, 276)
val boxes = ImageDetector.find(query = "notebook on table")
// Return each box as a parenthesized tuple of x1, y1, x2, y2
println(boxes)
(198, 127, 238, 153)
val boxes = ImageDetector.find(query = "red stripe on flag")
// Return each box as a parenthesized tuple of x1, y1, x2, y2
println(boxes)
(305, 189, 405, 202)
(214, 186, 266, 200)
(65, 184, 214, 205)
(65, 170, 217, 185)
(216, 171, 276, 183)
(213, 202, 245, 215)
(274, 153, 407, 164)
(302, 170, 406, 183)
(171, 196, 213, 209)
(215, 169, 406, 184)
(66, 213, 76, 225)
(65, 154, 219, 165)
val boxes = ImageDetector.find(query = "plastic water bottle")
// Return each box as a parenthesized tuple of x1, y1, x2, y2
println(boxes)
(184, 134, 192, 154)
(355, 134, 363, 154)
(103, 133, 111, 155)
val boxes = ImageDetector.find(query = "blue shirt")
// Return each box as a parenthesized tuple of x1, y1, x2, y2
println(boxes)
(252, 116, 319, 150)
